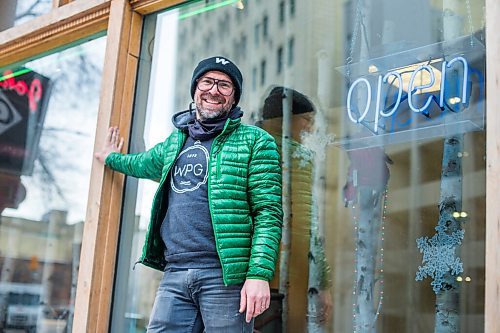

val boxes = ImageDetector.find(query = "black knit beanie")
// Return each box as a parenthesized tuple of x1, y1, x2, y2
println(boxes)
(190, 56, 243, 105)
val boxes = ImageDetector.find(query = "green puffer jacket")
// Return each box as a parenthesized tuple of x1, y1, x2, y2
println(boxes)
(105, 116, 283, 285)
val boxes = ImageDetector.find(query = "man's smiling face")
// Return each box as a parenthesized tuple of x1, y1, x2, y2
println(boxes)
(194, 71, 235, 121)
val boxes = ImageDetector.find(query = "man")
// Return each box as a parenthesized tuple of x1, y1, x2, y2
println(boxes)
(95, 56, 283, 332)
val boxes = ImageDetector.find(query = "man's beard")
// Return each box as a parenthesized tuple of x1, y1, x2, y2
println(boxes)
(196, 92, 232, 121)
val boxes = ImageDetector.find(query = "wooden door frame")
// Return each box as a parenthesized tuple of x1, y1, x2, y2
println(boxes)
(0, 0, 497, 332)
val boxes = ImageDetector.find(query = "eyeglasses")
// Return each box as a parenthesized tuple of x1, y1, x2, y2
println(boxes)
(196, 77, 234, 96)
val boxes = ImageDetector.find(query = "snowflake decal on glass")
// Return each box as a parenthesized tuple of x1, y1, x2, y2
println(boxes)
(291, 124, 335, 168)
(292, 143, 314, 168)
(415, 228, 464, 294)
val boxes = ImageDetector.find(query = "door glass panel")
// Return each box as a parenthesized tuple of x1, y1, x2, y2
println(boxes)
(111, 1, 486, 332)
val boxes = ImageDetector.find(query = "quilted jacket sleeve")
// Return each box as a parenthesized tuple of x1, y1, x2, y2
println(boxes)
(246, 130, 283, 281)
(105, 140, 166, 180)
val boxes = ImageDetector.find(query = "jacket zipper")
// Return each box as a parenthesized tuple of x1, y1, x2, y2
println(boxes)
(141, 131, 186, 267)
(208, 120, 234, 285)
(216, 152, 221, 179)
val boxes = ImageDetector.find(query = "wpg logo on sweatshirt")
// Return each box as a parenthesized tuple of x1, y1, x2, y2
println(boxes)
(171, 140, 209, 193)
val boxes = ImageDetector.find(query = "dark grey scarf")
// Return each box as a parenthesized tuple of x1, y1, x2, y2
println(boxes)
(187, 107, 243, 141)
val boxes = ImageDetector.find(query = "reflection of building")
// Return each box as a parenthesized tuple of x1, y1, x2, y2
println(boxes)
(174, 0, 338, 121)
(0, 210, 82, 331)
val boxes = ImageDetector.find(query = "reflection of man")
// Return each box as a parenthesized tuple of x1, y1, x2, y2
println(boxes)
(259, 87, 332, 328)
(95, 56, 283, 332)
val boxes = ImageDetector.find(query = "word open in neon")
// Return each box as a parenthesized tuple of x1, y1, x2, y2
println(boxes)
(346, 56, 468, 133)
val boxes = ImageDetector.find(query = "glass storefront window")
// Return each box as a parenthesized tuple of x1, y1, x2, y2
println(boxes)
(0, 36, 106, 332)
(111, 1, 486, 332)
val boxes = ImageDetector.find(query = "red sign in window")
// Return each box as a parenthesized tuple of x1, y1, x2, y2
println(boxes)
(0, 68, 52, 176)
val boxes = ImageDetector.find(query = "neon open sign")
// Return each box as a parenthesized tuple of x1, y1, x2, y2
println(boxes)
(335, 36, 485, 150)
(346, 56, 468, 133)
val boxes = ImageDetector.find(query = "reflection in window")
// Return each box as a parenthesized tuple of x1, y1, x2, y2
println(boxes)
(203, 32, 211, 52)
(288, 37, 295, 66)
(277, 46, 284, 74)
(243, 0, 249, 15)
(241, 35, 247, 58)
(260, 59, 266, 86)
(219, 14, 229, 37)
(15, 0, 52, 24)
(0, 37, 106, 333)
(279, 1, 285, 26)
(254, 23, 260, 46)
(233, 35, 248, 62)
(263, 15, 269, 39)
(191, 16, 198, 36)
(252, 67, 257, 91)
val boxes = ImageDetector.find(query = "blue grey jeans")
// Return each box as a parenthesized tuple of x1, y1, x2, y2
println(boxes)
(147, 268, 254, 333)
